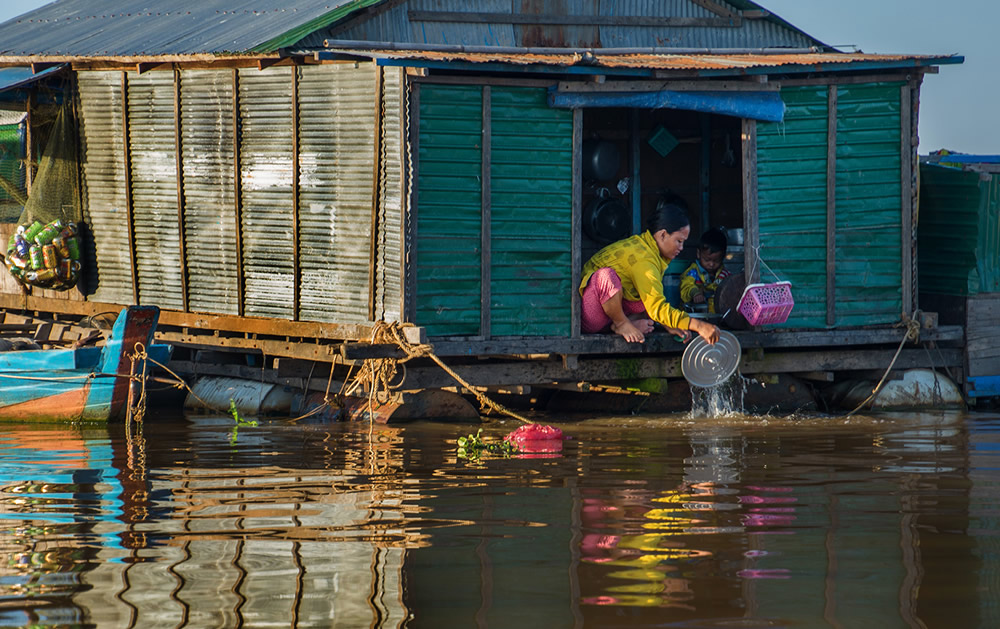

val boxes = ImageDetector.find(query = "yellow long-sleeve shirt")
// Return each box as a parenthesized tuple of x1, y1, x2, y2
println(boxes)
(580, 231, 691, 330)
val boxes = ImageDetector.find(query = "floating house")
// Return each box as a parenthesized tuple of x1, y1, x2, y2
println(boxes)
(0, 0, 972, 417)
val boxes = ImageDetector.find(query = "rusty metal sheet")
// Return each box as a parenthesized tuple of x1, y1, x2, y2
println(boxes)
(77, 70, 134, 305)
(179, 68, 240, 315)
(127, 70, 185, 311)
(238, 66, 295, 319)
(297, 63, 377, 324)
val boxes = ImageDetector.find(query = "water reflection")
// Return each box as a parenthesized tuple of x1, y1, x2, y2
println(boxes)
(0, 410, 996, 627)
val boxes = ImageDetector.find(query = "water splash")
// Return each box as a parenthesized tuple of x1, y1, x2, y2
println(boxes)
(689, 374, 749, 418)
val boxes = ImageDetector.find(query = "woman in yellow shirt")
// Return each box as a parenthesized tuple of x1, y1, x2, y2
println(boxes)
(580, 203, 719, 345)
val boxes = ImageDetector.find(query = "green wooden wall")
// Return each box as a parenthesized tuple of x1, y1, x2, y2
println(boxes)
(756, 82, 905, 328)
(416, 85, 573, 338)
(919, 163, 1000, 296)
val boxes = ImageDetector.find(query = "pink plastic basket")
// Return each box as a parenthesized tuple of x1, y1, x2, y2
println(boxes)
(738, 281, 794, 325)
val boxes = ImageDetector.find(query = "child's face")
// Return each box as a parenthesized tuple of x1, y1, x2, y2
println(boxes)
(698, 247, 724, 273)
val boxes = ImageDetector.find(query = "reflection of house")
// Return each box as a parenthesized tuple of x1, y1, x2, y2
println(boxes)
(0, 1, 974, 413)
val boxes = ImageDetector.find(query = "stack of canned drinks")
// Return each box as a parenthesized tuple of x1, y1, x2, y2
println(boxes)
(4, 219, 82, 290)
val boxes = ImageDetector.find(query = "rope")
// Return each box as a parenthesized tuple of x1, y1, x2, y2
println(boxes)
(844, 312, 923, 417)
(349, 321, 535, 424)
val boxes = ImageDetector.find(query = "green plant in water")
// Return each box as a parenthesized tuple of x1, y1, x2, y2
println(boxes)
(229, 399, 258, 445)
(457, 428, 519, 462)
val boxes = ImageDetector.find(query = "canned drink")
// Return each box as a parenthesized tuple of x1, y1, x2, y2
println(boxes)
(29, 245, 43, 269)
(59, 223, 78, 239)
(42, 244, 58, 268)
(58, 258, 73, 280)
(23, 221, 45, 243)
(66, 236, 80, 260)
(8, 253, 28, 269)
(28, 268, 57, 283)
(14, 234, 30, 257)
(35, 225, 59, 247)
(53, 236, 71, 259)
(8, 265, 25, 281)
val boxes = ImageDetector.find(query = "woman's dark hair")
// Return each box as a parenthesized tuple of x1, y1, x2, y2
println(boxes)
(646, 202, 690, 235)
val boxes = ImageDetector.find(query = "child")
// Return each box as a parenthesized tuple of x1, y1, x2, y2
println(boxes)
(680, 227, 731, 314)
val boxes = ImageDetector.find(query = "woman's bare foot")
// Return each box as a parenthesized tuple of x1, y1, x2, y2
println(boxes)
(611, 319, 645, 343)
(629, 318, 655, 335)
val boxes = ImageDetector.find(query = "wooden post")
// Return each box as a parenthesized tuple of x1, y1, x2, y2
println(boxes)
(25, 92, 33, 193)
(173, 68, 189, 312)
(630, 110, 641, 235)
(480, 85, 492, 339)
(121, 71, 139, 304)
(291, 67, 301, 321)
(232, 69, 245, 317)
(741, 119, 759, 286)
(571, 108, 582, 339)
(900, 82, 913, 317)
(826, 85, 838, 327)
(404, 83, 419, 324)
(368, 65, 384, 322)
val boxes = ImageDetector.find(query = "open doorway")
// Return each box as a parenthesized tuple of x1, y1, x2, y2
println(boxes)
(579, 107, 745, 310)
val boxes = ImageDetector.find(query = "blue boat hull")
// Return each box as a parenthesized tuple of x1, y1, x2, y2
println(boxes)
(0, 306, 172, 422)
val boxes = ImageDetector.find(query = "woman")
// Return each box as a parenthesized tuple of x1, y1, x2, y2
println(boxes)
(580, 203, 719, 345)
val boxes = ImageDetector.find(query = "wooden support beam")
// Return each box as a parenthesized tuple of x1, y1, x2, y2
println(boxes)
(173, 68, 189, 312)
(136, 62, 163, 74)
(900, 82, 914, 316)
(826, 85, 838, 326)
(404, 83, 420, 324)
(30, 62, 62, 74)
(368, 65, 384, 321)
(232, 69, 245, 316)
(571, 108, 582, 339)
(480, 85, 492, 339)
(741, 118, 759, 286)
(121, 70, 140, 304)
(291, 67, 302, 321)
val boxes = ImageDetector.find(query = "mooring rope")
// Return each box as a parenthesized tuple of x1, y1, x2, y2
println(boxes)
(844, 312, 923, 417)
(348, 321, 535, 425)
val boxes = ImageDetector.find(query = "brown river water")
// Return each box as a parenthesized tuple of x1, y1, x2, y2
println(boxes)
(0, 407, 998, 628)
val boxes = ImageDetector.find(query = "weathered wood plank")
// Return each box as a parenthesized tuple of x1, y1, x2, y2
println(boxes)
(481, 85, 491, 339)
(826, 85, 837, 326)
(571, 107, 582, 339)
(900, 83, 913, 315)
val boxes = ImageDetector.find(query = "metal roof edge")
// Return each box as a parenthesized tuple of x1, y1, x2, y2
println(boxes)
(694, 54, 965, 77)
(251, 0, 385, 53)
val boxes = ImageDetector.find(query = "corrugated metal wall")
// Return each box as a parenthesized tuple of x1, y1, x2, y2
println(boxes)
(415, 84, 483, 336)
(321, 0, 816, 49)
(377, 67, 405, 323)
(76, 62, 402, 328)
(919, 164, 1000, 296)
(834, 83, 903, 326)
(127, 71, 185, 311)
(179, 69, 240, 315)
(297, 63, 376, 323)
(756, 82, 905, 328)
(489, 86, 573, 336)
(756, 85, 828, 328)
(77, 71, 134, 304)
(238, 66, 296, 319)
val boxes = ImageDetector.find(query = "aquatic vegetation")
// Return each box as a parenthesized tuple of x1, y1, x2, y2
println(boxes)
(457, 429, 519, 461)
(228, 399, 258, 445)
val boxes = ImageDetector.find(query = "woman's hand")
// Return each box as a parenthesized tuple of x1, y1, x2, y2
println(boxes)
(688, 318, 719, 344)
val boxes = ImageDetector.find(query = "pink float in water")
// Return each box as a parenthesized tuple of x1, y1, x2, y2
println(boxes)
(505, 424, 565, 457)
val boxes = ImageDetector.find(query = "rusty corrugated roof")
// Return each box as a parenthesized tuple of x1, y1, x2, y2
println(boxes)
(318, 49, 964, 77)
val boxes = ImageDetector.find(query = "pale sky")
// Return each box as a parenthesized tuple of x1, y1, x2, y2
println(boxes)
(1, 0, 994, 154)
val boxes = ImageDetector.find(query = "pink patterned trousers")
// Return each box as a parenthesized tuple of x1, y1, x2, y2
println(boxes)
(581, 267, 648, 333)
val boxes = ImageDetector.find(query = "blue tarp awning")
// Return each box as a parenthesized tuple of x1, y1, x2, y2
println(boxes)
(548, 88, 785, 122)
(0, 65, 65, 93)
